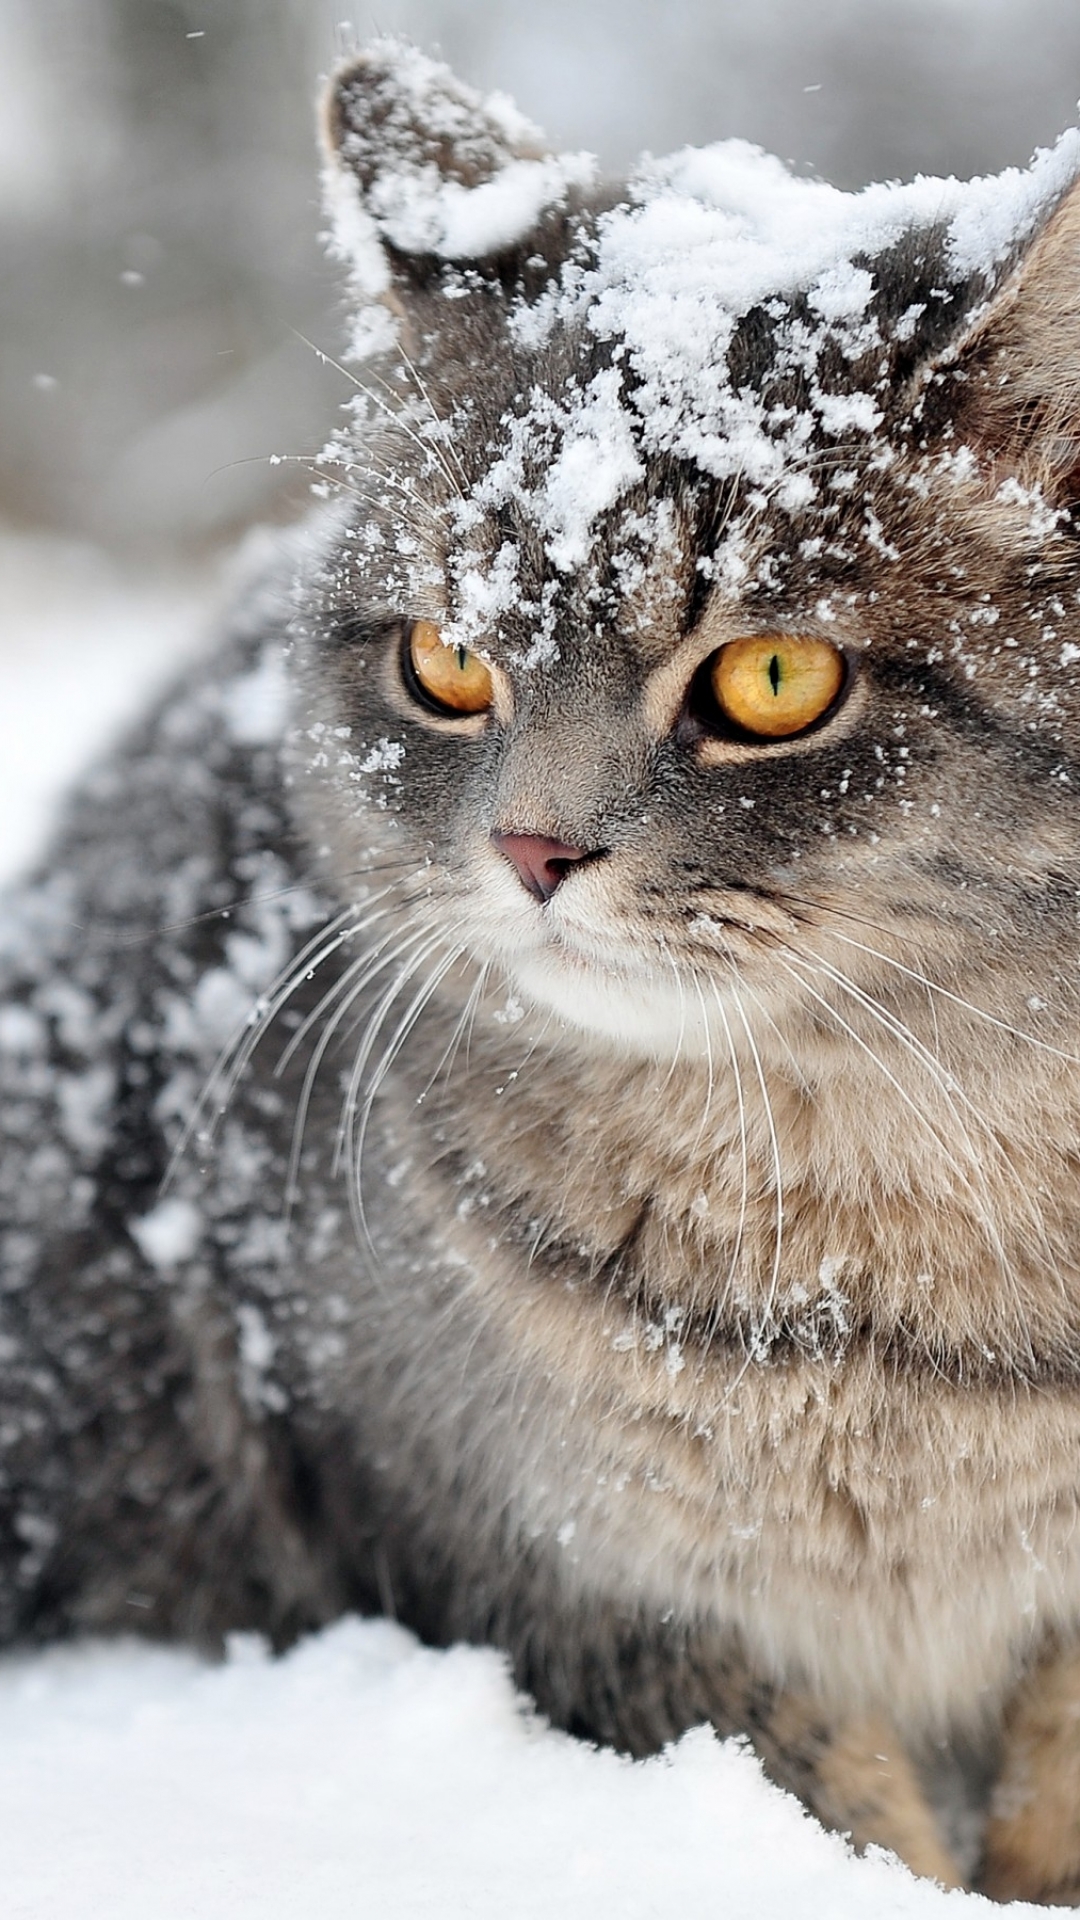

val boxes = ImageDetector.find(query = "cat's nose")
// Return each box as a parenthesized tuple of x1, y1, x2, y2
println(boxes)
(491, 830, 591, 903)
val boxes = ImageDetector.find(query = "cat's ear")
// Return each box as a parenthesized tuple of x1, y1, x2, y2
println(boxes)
(320, 40, 597, 348)
(945, 170, 1080, 499)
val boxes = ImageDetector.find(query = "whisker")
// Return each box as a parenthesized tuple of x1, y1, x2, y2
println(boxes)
(773, 951, 1029, 1310)
(297, 459, 439, 542)
(344, 936, 461, 1256)
(330, 924, 444, 1175)
(62, 859, 417, 949)
(774, 890, 1080, 1068)
(823, 924, 1080, 1067)
(780, 945, 1059, 1331)
(655, 935, 689, 1098)
(272, 904, 400, 1079)
(729, 984, 784, 1353)
(315, 442, 443, 511)
(290, 326, 466, 502)
(688, 969, 717, 1152)
(164, 901, 364, 1186)
(355, 942, 467, 1171)
(166, 866, 428, 1196)
(349, 361, 468, 505)
(708, 980, 750, 1321)
(333, 927, 446, 1184)
(281, 917, 436, 1213)
(417, 959, 491, 1105)
(734, 971, 815, 1098)
(393, 343, 471, 491)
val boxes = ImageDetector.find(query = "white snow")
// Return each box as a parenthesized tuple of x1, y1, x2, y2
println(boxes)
(327, 45, 1080, 598)
(522, 127, 1079, 533)
(128, 1195, 204, 1271)
(0, 1618, 998, 1919)
(219, 644, 291, 748)
(325, 39, 597, 362)
(374, 151, 599, 261)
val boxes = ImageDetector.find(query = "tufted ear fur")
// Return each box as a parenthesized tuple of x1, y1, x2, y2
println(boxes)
(945, 173, 1080, 502)
(320, 38, 598, 353)
(323, 40, 547, 205)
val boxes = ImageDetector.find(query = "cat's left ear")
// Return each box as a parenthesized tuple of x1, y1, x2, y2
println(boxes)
(947, 170, 1080, 498)
(320, 39, 597, 348)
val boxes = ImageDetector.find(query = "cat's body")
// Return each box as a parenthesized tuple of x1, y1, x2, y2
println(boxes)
(6, 40, 1080, 1898)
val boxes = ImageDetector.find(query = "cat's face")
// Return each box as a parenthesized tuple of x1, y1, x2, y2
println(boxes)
(293, 42, 1080, 1069)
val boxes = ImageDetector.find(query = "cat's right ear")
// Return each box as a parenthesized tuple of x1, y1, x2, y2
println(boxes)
(945, 168, 1080, 503)
(320, 39, 597, 352)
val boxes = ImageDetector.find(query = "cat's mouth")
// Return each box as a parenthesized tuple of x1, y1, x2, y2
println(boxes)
(493, 908, 752, 1057)
(506, 941, 699, 1052)
(474, 845, 800, 1055)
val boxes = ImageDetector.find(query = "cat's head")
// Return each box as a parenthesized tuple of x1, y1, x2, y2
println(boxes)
(291, 40, 1080, 1071)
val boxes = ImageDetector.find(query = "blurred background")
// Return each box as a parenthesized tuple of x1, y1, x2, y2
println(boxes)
(2, 0, 1080, 871)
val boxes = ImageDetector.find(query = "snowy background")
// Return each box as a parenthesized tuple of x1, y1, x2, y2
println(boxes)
(2, 0, 1078, 1910)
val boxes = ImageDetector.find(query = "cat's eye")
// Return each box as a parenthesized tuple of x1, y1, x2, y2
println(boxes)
(404, 619, 494, 717)
(708, 635, 846, 739)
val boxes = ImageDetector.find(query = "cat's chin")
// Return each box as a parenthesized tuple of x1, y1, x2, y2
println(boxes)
(506, 948, 716, 1060)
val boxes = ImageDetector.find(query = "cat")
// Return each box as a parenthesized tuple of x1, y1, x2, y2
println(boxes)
(5, 36, 1080, 1902)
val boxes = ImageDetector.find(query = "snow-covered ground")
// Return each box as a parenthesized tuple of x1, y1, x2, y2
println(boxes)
(0, 532, 1027, 1916)
(0, 1620, 990, 1919)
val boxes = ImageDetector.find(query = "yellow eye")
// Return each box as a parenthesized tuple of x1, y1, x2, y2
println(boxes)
(406, 619, 494, 716)
(710, 635, 845, 739)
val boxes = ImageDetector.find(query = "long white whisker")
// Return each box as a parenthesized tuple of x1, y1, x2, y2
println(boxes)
(792, 949, 990, 1134)
(781, 945, 1060, 1332)
(418, 960, 490, 1105)
(333, 932, 449, 1238)
(300, 459, 438, 539)
(492, 994, 558, 1106)
(774, 952, 1027, 1305)
(729, 985, 784, 1352)
(356, 943, 466, 1159)
(777, 952, 978, 1169)
(734, 971, 814, 1098)
(333, 928, 446, 1177)
(709, 981, 750, 1316)
(354, 362, 467, 504)
(818, 923, 1080, 1067)
(688, 969, 717, 1152)
(394, 343, 470, 490)
(273, 903, 400, 1079)
(282, 918, 437, 1213)
(655, 936, 688, 1097)
(253, 447, 435, 529)
(289, 327, 465, 502)
(348, 939, 463, 1256)
(164, 901, 363, 1187)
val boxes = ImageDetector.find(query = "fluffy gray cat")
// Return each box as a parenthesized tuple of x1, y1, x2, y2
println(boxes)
(6, 40, 1080, 1900)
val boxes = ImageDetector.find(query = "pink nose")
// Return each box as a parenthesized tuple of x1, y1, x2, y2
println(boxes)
(491, 831, 589, 903)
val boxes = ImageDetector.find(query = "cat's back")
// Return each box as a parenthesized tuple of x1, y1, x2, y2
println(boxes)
(0, 585, 365, 1645)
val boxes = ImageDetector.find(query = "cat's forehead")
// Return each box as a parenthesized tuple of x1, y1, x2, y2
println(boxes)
(330, 102, 1077, 642)
(327, 58, 1080, 530)
(442, 480, 701, 672)
(322, 44, 1080, 708)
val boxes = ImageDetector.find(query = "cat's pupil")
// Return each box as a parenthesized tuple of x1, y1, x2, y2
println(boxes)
(768, 653, 781, 696)
(455, 646, 468, 672)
